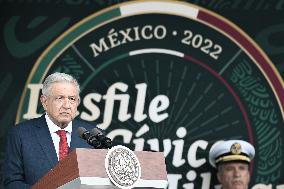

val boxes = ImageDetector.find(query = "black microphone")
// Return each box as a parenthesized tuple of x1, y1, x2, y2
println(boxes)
(77, 127, 103, 149)
(90, 128, 112, 149)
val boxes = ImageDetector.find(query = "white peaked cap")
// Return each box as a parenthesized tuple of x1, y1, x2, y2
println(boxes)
(209, 140, 255, 168)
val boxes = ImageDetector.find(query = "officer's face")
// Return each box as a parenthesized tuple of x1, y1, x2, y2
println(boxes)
(217, 162, 250, 189)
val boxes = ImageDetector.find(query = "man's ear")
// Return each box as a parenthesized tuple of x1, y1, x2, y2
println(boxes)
(77, 96, 81, 106)
(248, 171, 251, 182)
(40, 95, 48, 111)
(217, 170, 222, 184)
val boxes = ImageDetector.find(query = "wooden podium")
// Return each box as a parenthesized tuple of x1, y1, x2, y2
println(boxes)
(32, 148, 168, 189)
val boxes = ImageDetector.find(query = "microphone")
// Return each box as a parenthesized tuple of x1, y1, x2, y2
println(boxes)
(77, 127, 103, 149)
(90, 128, 112, 149)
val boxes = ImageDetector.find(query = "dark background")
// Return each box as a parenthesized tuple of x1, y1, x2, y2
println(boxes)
(0, 0, 283, 188)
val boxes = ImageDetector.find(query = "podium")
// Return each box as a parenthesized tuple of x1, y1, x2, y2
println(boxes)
(32, 148, 168, 189)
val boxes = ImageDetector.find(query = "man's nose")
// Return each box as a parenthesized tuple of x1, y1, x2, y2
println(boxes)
(62, 97, 71, 107)
(234, 169, 241, 177)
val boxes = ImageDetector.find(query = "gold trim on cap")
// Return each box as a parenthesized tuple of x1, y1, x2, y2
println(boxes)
(216, 155, 250, 164)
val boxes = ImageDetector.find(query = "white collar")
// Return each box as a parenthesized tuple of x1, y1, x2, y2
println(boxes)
(45, 113, 72, 134)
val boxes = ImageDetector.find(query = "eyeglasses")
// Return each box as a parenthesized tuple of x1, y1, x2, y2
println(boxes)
(51, 95, 79, 104)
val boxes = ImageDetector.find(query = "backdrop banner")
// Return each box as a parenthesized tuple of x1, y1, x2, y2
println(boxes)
(0, 1, 283, 189)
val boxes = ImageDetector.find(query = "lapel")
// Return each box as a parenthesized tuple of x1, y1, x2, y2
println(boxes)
(34, 115, 58, 168)
(70, 119, 92, 150)
(70, 119, 81, 151)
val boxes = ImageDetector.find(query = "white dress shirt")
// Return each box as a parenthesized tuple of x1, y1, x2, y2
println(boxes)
(45, 114, 72, 161)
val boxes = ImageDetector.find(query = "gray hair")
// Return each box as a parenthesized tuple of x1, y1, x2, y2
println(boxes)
(42, 72, 80, 96)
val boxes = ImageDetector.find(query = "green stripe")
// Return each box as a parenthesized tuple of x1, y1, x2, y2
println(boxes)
(31, 8, 121, 83)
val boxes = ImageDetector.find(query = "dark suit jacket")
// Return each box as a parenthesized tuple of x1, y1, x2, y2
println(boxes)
(2, 115, 96, 189)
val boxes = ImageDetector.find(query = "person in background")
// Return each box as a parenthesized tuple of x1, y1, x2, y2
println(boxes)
(209, 140, 255, 189)
(2, 72, 97, 189)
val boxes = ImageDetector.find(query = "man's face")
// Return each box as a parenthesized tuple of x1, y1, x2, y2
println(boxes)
(40, 82, 80, 128)
(217, 162, 250, 189)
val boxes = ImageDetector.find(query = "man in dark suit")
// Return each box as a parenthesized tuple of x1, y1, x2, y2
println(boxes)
(2, 72, 96, 189)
